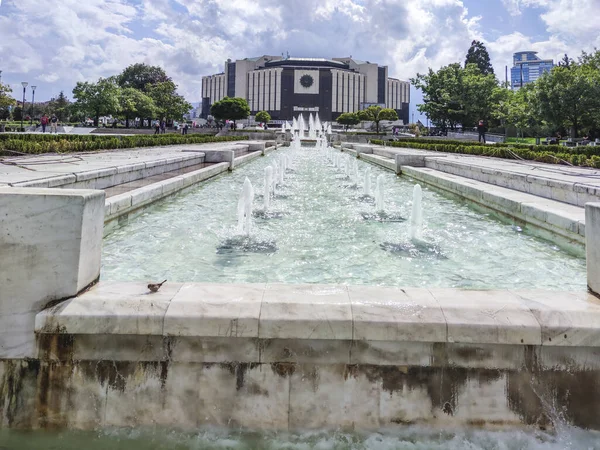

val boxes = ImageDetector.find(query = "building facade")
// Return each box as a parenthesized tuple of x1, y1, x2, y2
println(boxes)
(201, 56, 410, 123)
(510, 51, 554, 90)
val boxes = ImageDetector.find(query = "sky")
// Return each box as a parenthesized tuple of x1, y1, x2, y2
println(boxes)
(1, 0, 599, 122)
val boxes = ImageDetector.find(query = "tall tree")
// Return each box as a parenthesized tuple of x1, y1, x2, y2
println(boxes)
(357, 106, 398, 134)
(465, 40, 494, 76)
(51, 91, 71, 122)
(119, 87, 157, 128)
(558, 54, 573, 68)
(118, 64, 171, 92)
(412, 63, 466, 131)
(211, 97, 250, 127)
(535, 64, 600, 137)
(72, 78, 121, 126)
(147, 81, 192, 121)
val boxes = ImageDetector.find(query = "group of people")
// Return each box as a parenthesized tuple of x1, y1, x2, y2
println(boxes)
(39, 114, 59, 133)
(153, 119, 190, 135)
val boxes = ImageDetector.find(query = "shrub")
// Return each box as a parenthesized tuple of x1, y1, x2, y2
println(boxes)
(0, 134, 248, 154)
(370, 139, 600, 167)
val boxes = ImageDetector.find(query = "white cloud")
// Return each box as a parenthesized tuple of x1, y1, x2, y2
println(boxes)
(0, 0, 598, 105)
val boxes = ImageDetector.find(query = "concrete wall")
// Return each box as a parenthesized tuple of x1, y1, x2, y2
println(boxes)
(2, 283, 600, 431)
(586, 203, 600, 296)
(0, 188, 105, 359)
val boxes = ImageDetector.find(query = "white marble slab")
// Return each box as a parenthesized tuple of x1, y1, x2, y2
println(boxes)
(349, 286, 446, 342)
(429, 289, 542, 345)
(259, 284, 352, 340)
(35, 282, 183, 335)
(512, 290, 600, 346)
(164, 283, 265, 338)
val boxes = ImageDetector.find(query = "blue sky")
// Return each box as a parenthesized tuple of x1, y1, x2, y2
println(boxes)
(1, 0, 599, 122)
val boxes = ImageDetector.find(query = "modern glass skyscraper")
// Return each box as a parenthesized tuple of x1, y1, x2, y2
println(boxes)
(511, 51, 554, 89)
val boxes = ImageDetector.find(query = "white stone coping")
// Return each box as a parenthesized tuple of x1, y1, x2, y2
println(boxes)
(403, 166, 585, 243)
(34, 282, 600, 347)
(104, 162, 229, 222)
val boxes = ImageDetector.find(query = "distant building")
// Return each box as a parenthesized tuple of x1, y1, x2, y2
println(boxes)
(201, 55, 410, 123)
(511, 51, 554, 89)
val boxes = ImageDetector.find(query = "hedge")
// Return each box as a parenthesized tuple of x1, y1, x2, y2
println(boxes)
(370, 139, 600, 168)
(0, 134, 248, 155)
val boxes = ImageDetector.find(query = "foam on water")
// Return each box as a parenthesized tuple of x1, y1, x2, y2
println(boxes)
(2, 427, 599, 449)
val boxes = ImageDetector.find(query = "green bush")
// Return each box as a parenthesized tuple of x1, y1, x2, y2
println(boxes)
(371, 139, 600, 167)
(0, 134, 248, 155)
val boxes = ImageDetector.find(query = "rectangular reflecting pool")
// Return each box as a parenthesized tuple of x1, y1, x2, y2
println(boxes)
(101, 147, 586, 290)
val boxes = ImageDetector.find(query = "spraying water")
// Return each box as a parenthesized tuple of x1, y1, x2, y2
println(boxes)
(353, 160, 360, 185)
(410, 184, 423, 240)
(237, 177, 254, 236)
(375, 175, 385, 211)
(363, 167, 372, 196)
(264, 166, 273, 210)
(272, 161, 279, 195)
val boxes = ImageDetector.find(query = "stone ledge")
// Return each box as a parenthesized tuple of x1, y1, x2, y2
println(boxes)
(401, 166, 585, 244)
(103, 162, 229, 223)
(34, 282, 600, 347)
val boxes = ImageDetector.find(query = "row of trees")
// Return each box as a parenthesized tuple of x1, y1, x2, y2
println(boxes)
(413, 41, 600, 138)
(336, 106, 399, 133)
(0, 64, 192, 128)
(73, 64, 192, 127)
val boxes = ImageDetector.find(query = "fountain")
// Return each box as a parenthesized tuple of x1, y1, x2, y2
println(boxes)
(410, 184, 423, 240)
(279, 156, 285, 184)
(315, 113, 322, 135)
(298, 114, 306, 138)
(272, 161, 279, 195)
(308, 113, 315, 139)
(353, 159, 360, 185)
(375, 174, 385, 211)
(264, 166, 273, 210)
(237, 177, 254, 236)
(363, 167, 372, 196)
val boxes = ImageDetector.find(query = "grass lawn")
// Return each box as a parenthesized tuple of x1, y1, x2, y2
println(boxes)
(505, 137, 538, 144)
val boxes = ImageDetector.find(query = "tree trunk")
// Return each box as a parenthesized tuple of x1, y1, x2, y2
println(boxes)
(94, 113, 99, 128)
(375, 120, 379, 134)
(126, 117, 130, 129)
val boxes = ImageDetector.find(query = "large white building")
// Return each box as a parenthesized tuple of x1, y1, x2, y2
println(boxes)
(201, 56, 410, 123)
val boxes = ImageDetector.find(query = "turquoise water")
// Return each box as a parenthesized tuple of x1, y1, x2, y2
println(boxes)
(3, 427, 600, 449)
(101, 147, 586, 290)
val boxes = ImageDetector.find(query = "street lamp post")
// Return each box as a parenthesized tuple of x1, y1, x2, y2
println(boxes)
(30, 86, 37, 126)
(21, 82, 28, 132)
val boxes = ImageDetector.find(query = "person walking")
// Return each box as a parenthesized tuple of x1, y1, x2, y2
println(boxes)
(40, 114, 49, 133)
(183, 122, 189, 135)
(160, 118, 166, 134)
(154, 120, 160, 135)
(50, 115, 58, 134)
(477, 119, 486, 144)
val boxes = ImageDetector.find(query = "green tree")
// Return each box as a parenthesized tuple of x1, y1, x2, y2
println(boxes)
(494, 84, 537, 140)
(0, 82, 15, 121)
(558, 54, 573, 68)
(357, 106, 397, 134)
(12, 106, 23, 122)
(461, 63, 501, 127)
(118, 64, 170, 93)
(465, 40, 494, 76)
(535, 64, 600, 137)
(72, 78, 121, 126)
(412, 63, 465, 131)
(255, 110, 271, 124)
(147, 81, 192, 121)
(336, 112, 360, 130)
(51, 91, 71, 122)
(210, 97, 250, 127)
(412, 63, 501, 131)
(119, 87, 156, 128)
